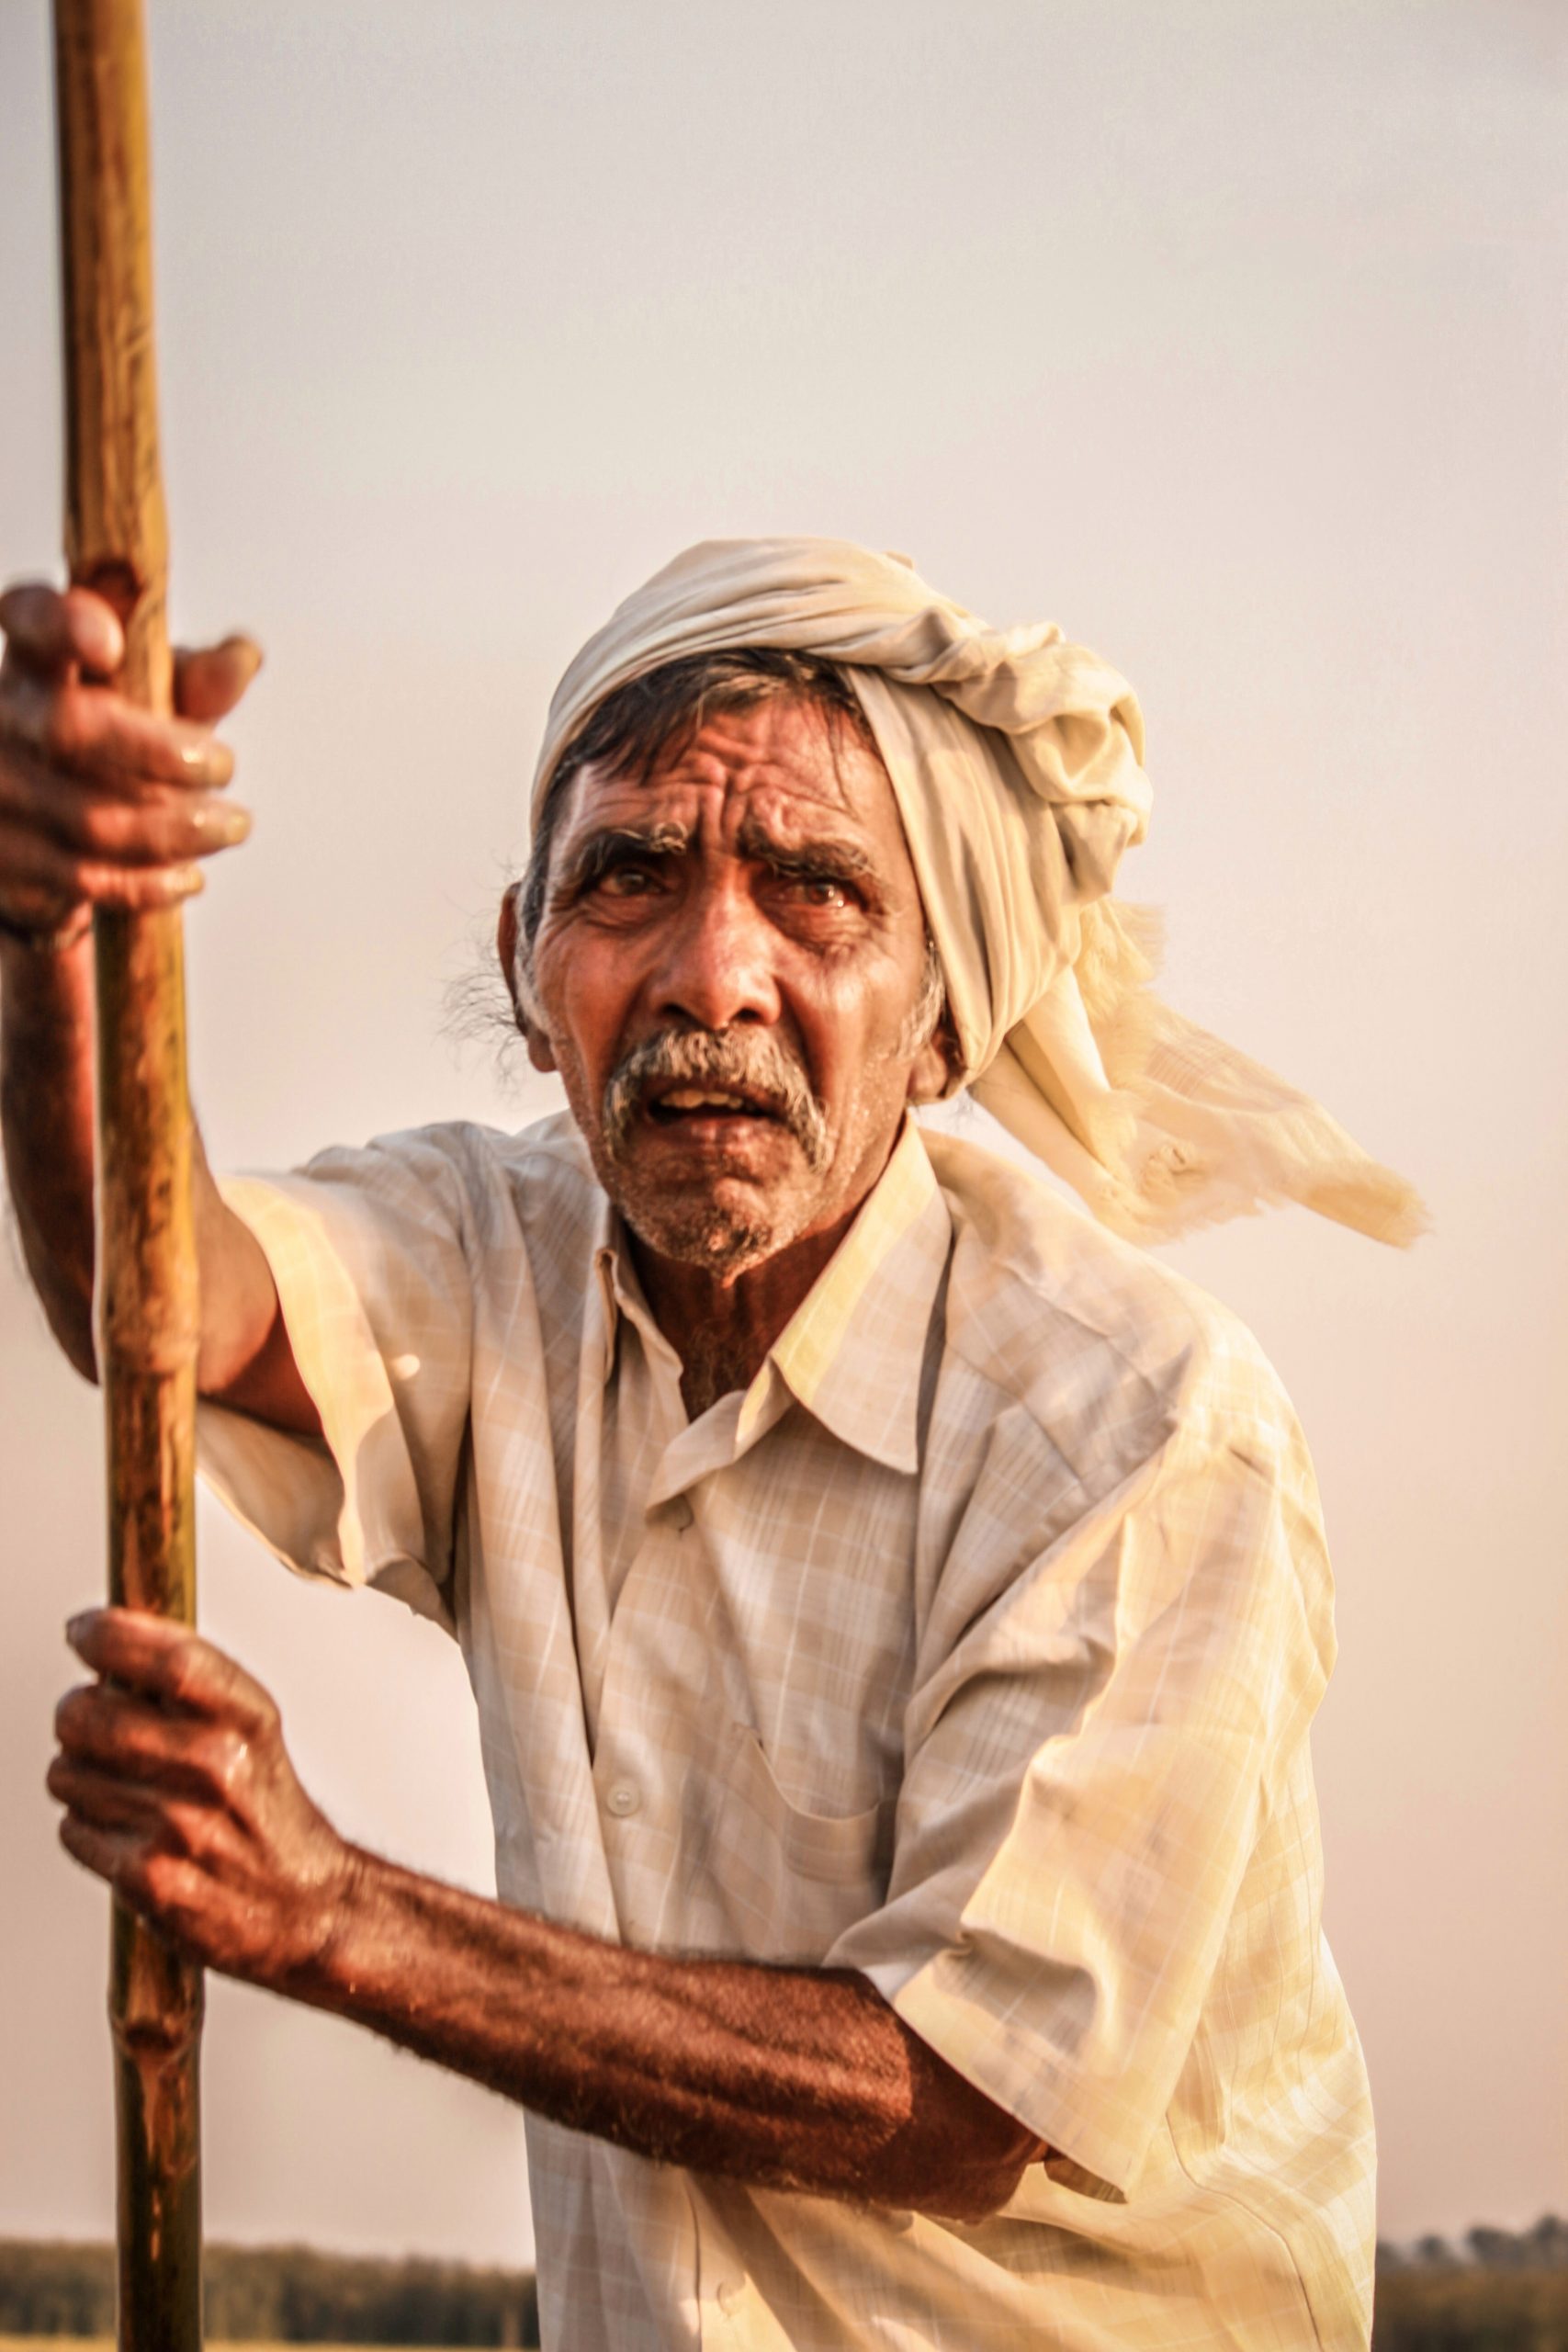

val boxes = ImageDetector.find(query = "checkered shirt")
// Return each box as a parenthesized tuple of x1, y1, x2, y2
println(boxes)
(199, 1112, 1375, 2351)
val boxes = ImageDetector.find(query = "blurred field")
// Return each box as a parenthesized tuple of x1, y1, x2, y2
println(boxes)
(0, 2237, 536, 2346)
(6, 2267, 1566, 2349)
(1372, 2268, 1568, 2351)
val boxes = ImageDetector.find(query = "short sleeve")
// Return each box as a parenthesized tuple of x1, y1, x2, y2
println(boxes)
(197, 1127, 479, 1631)
(825, 1385, 1333, 2199)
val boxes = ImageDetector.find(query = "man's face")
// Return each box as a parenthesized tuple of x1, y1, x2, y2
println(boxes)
(521, 694, 947, 1279)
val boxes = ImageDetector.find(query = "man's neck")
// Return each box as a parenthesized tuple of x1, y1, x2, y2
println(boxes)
(630, 1205, 861, 1419)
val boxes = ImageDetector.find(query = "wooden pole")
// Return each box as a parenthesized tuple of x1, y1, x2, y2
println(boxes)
(51, 5, 204, 2346)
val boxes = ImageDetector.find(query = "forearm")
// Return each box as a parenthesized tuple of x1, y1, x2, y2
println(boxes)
(290, 1850, 1039, 2220)
(1, 929, 316, 1430)
(53, 1613, 1043, 2218)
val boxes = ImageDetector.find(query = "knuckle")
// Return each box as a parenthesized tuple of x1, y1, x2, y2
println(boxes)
(209, 1728, 249, 1796)
(141, 1849, 199, 1922)
(135, 1851, 172, 1911)
(53, 1686, 91, 1743)
(165, 1636, 208, 1706)
(168, 1803, 209, 1860)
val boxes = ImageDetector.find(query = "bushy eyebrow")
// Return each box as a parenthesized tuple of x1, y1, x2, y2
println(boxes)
(557, 811, 880, 893)
(552, 820, 690, 900)
(733, 812, 878, 887)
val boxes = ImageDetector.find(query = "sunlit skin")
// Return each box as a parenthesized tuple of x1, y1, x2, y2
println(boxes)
(507, 695, 950, 1411)
(0, 582, 1044, 2222)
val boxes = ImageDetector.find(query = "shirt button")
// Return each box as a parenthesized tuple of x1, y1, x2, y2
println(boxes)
(716, 2278, 744, 2315)
(605, 1781, 641, 1818)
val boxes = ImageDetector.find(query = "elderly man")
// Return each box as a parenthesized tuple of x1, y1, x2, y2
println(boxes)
(0, 542, 1418, 2350)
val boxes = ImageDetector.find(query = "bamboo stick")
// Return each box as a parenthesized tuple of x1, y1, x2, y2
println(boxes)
(51, 5, 204, 2346)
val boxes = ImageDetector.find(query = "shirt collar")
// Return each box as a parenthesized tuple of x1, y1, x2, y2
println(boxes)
(592, 1117, 952, 1479)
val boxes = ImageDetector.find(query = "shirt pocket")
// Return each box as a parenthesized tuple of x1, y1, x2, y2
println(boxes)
(702, 1723, 897, 1963)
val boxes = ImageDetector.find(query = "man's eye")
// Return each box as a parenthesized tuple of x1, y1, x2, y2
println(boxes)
(596, 864, 658, 897)
(784, 876, 854, 909)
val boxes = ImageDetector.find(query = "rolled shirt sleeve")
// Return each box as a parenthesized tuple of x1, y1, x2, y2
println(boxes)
(196, 1128, 479, 1631)
(826, 1375, 1334, 2200)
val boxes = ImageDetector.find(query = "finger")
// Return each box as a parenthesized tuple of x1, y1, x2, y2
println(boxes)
(4, 671, 233, 792)
(56, 1814, 209, 1943)
(48, 1752, 175, 1829)
(0, 761, 251, 862)
(174, 636, 263, 724)
(67, 1607, 278, 1733)
(0, 820, 204, 922)
(57, 1808, 148, 1888)
(53, 1682, 250, 1792)
(0, 582, 124, 678)
(49, 1758, 236, 1871)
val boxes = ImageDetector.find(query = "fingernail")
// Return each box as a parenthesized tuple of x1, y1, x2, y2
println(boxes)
(225, 636, 265, 679)
(192, 804, 251, 845)
(66, 1610, 93, 1642)
(178, 739, 234, 787)
(171, 864, 205, 897)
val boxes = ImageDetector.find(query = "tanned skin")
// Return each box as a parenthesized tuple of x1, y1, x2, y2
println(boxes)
(2, 580, 1045, 2223)
(0, 584, 317, 1432)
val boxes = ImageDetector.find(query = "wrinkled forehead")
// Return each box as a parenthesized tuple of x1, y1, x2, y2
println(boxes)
(554, 692, 915, 864)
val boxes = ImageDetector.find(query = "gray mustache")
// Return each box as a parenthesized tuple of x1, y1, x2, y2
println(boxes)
(603, 1029, 829, 1172)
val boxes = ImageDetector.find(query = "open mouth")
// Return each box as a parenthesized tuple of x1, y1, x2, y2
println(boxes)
(603, 1034, 829, 1173)
(644, 1086, 784, 1125)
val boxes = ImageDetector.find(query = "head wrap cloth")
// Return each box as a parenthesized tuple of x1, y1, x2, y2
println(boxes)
(533, 537, 1422, 1247)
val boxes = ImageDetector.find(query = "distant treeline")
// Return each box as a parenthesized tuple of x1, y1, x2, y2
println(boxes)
(0, 2240, 538, 2345)
(2, 2221, 1565, 2346)
(1380, 2216, 1568, 2275)
(1372, 2219, 1567, 2352)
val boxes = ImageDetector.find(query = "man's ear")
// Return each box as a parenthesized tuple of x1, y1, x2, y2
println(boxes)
(496, 887, 558, 1072)
(906, 1014, 957, 1108)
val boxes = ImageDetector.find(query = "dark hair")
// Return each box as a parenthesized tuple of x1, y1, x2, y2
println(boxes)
(516, 648, 876, 957)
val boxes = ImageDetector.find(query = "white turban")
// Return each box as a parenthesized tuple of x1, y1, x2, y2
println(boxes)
(532, 537, 1423, 1247)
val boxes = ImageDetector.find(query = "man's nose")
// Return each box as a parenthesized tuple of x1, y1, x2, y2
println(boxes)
(650, 882, 782, 1032)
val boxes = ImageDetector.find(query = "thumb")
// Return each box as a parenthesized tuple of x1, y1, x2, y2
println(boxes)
(173, 634, 264, 724)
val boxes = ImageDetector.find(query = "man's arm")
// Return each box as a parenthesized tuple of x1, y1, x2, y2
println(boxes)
(51, 1609, 1046, 2223)
(0, 582, 318, 1434)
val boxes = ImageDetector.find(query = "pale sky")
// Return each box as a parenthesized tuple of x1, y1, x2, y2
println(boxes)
(1, 0, 1562, 2265)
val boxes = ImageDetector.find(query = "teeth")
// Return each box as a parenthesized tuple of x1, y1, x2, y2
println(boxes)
(660, 1089, 749, 1112)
